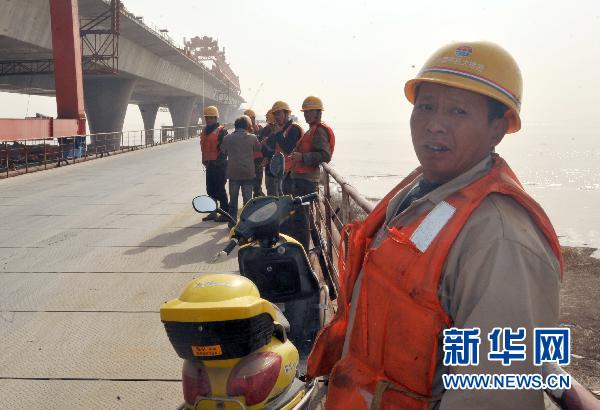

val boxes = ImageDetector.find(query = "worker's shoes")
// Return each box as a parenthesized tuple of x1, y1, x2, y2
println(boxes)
(202, 212, 217, 221)
(214, 214, 231, 223)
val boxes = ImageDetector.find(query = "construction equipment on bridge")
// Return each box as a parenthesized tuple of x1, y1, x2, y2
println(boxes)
(185, 36, 241, 97)
(0, 0, 120, 77)
(0, 0, 86, 140)
(80, 0, 120, 74)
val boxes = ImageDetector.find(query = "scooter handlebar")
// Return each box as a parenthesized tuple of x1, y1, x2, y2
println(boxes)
(294, 192, 318, 205)
(223, 238, 238, 255)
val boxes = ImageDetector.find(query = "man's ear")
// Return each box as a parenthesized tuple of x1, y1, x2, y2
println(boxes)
(490, 117, 508, 147)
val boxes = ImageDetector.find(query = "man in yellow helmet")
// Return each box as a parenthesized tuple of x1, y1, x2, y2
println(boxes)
(288, 96, 335, 250)
(308, 42, 563, 409)
(263, 101, 304, 195)
(244, 108, 265, 197)
(200, 105, 229, 222)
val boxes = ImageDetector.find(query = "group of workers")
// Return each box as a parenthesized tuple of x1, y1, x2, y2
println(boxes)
(199, 96, 334, 249)
(198, 41, 600, 410)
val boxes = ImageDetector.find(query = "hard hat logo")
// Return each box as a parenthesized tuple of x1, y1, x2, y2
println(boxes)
(455, 46, 473, 57)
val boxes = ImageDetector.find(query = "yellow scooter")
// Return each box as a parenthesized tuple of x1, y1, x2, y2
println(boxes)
(161, 193, 327, 409)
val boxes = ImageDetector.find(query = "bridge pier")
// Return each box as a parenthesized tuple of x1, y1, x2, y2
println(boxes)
(84, 77, 136, 151)
(167, 96, 196, 139)
(190, 103, 201, 128)
(138, 103, 160, 145)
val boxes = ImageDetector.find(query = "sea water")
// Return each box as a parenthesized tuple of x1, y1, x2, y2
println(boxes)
(329, 121, 600, 254)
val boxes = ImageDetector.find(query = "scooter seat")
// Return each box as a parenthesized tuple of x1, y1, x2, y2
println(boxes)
(272, 303, 291, 334)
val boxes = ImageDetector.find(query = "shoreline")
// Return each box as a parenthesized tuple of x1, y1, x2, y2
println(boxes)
(559, 246, 600, 395)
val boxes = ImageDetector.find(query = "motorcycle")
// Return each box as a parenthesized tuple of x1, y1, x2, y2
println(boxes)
(161, 192, 328, 409)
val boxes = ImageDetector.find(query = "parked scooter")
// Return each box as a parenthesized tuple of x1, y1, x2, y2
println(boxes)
(161, 193, 328, 409)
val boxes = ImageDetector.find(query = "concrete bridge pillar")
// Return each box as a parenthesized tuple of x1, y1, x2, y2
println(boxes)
(190, 103, 201, 128)
(138, 103, 160, 145)
(167, 96, 196, 139)
(84, 77, 136, 150)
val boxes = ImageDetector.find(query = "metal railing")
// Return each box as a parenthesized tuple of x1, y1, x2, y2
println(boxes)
(311, 163, 375, 297)
(0, 125, 200, 179)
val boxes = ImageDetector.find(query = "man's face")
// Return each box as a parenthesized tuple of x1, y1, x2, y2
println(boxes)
(205, 116, 217, 127)
(410, 82, 507, 184)
(274, 110, 289, 126)
(303, 109, 320, 125)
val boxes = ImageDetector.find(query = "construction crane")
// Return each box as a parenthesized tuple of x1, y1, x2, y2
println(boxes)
(248, 82, 264, 111)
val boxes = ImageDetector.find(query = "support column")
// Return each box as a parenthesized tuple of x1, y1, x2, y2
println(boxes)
(167, 96, 196, 139)
(138, 103, 160, 145)
(189, 104, 201, 128)
(84, 77, 136, 151)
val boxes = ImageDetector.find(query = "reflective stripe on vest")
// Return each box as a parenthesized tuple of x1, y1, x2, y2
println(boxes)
(200, 125, 223, 162)
(292, 121, 335, 174)
(307, 154, 563, 410)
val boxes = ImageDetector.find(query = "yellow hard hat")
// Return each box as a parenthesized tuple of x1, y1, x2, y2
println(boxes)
(203, 105, 219, 117)
(404, 41, 522, 133)
(271, 100, 291, 113)
(266, 110, 275, 124)
(243, 108, 256, 118)
(301, 96, 324, 111)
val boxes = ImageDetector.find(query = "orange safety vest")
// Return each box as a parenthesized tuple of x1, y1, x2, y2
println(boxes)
(293, 121, 335, 174)
(276, 122, 304, 174)
(200, 125, 224, 162)
(251, 123, 263, 160)
(307, 154, 563, 410)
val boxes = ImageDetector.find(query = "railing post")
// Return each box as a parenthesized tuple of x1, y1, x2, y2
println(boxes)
(341, 188, 350, 224)
(323, 170, 333, 264)
(5, 142, 8, 178)
(25, 142, 29, 174)
(44, 139, 47, 169)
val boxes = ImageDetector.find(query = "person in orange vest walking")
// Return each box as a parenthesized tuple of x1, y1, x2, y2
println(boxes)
(289, 96, 334, 250)
(308, 42, 564, 409)
(244, 108, 265, 197)
(200, 105, 229, 222)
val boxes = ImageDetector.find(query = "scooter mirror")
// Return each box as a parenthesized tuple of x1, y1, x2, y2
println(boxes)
(192, 195, 217, 213)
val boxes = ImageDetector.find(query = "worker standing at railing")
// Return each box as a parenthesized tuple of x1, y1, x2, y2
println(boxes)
(289, 96, 335, 250)
(308, 42, 566, 410)
(200, 105, 230, 222)
(268, 100, 304, 195)
(260, 110, 278, 196)
(244, 108, 265, 197)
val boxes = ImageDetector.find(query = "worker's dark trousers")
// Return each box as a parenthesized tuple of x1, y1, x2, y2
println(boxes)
(282, 173, 294, 195)
(253, 159, 265, 196)
(265, 169, 289, 197)
(281, 176, 318, 251)
(265, 170, 278, 196)
(206, 161, 229, 212)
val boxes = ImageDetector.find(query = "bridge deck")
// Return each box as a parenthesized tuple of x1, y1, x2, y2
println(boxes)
(0, 139, 237, 408)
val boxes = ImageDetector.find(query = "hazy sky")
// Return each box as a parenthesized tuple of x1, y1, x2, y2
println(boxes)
(2, 0, 600, 129)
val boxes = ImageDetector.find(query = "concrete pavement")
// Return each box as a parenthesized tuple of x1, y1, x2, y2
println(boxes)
(0, 138, 237, 408)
